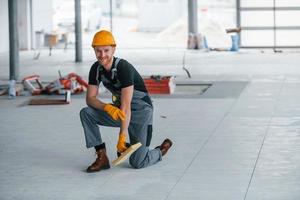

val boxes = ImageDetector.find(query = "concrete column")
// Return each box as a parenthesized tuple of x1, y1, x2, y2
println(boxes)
(75, 0, 82, 62)
(18, 0, 31, 50)
(236, 0, 241, 46)
(110, 0, 113, 32)
(8, 0, 19, 80)
(30, 0, 34, 49)
(0, 0, 9, 53)
(187, 0, 199, 49)
(188, 0, 198, 34)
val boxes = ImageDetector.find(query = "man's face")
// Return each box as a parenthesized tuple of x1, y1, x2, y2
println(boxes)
(94, 45, 115, 67)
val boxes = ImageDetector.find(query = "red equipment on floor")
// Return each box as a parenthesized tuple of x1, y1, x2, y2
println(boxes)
(45, 73, 88, 94)
(22, 75, 44, 95)
(143, 76, 175, 94)
(22, 72, 88, 95)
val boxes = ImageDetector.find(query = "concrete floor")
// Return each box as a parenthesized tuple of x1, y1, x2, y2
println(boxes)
(1, 48, 300, 200)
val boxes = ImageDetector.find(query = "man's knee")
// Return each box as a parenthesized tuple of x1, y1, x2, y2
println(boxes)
(80, 107, 86, 114)
(129, 150, 147, 169)
(129, 158, 145, 169)
(79, 107, 90, 119)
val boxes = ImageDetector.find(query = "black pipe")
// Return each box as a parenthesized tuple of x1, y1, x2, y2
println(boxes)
(75, 0, 82, 62)
(8, 0, 20, 80)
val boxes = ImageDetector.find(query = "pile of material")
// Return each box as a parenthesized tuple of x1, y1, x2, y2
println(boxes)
(1, 72, 88, 105)
(22, 72, 88, 95)
(143, 76, 175, 94)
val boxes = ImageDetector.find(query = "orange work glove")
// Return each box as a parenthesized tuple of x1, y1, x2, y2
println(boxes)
(117, 134, 128, 153)
(103, 104, 125, 121)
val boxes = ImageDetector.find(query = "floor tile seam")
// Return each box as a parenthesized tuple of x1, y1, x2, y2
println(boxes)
(163, 97, 241, 200)
(243, 76, 287, 200)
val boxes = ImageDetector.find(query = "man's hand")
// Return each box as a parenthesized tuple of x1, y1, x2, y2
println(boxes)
(117, 133, 128, 153)
(103, 104, 126, 121)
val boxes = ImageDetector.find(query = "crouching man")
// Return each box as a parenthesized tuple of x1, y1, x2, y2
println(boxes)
(79, 30, 173, 172)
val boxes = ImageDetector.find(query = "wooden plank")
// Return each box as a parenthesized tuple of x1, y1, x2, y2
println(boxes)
(28, 91, 71, 105)
(112, 142, 142, 166)
(28, 99, 69, 105)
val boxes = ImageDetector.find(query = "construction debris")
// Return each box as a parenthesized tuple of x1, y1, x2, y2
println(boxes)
(143, 76, 176, 94)
(22, 75, 44, 95)
(21, 72, 87, 105)
(0, 81, 24, 97)
(22, 72, 88, 96)
(226, 27, 241, 33)
(28, 90, 71, 105)
(45, 72, 88, 94)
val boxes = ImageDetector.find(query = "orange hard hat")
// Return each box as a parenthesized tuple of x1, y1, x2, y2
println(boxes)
(91, 30, 116, 47)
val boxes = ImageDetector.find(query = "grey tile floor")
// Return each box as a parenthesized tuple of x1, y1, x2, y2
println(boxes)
(1, 48, 300, 199)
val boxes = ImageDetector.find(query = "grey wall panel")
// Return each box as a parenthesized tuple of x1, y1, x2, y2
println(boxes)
(276, 11, 300, 26)
(241, 0, 273, 8)
(239, 0, 300, 47)
(241, 30, 274, 47)
(241, 11, 273, 27)
(276, 0, 300, 7)
(276, 30, 300, 46)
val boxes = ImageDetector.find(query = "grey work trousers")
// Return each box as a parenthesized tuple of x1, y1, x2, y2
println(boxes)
(79, 106, 162, 169)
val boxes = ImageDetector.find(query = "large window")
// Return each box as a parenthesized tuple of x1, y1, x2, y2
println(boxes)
(238, 0, 300, 47)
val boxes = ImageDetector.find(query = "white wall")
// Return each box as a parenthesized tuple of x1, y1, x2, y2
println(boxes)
(18, 0, 32, 50)
(0, 0, 9, 53)
(32, 0, 53, 48)
(32, 0, 53, 32)
(138, 0, 184, 32)
(0, 0, 53, 52)
(240, 0, 300, 47)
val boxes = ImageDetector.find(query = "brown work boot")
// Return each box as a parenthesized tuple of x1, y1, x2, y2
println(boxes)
(156, 138, 173, 156)
(86, 148, 110, 173)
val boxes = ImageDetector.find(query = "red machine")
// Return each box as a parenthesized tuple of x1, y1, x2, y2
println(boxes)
(22, 73, 88, 95)
(45, 73, 88, 94)
(22, 75, 44, 95)
(143, 76, 175, 94)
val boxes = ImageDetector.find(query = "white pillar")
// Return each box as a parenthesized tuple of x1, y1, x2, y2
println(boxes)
(0, 0, 9, 53)
(18, 0, 32, 50)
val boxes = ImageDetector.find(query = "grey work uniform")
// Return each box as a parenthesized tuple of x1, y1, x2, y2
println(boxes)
(80, 57, 162, 169)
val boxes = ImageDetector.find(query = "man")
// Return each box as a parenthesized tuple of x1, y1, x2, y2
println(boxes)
(80, 30, 173, 173)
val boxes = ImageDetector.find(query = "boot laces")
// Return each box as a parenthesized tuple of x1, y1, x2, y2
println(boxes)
(95, 150, 104, 160)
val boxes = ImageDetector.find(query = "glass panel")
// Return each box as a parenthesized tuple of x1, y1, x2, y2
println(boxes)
(241, 0, 273, 8)
(241, 0, 300, 8)
(241, 30, 274, 46)
(198, 0, 235, 7)
(276, 11, 300, 26)
(241, 11, 274, 27)
(276, 30, 300, 46)
(276, 0, 300, 7)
